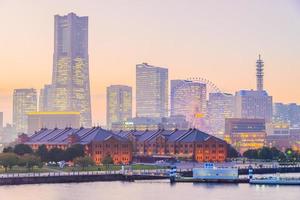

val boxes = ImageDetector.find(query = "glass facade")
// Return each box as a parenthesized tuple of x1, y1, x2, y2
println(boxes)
(136, 63, 168, 118)
(52, 13, 91, 127)
(13, 89, 37, 133)
(207, 93, 235, 138)
(106, 85, 132, 129)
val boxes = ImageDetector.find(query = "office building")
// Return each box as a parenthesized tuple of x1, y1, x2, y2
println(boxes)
(225, 118, 266, 153)
(13, 89, 37, 133)
(27, 111, 80, 133)
(207, 93, 235, 138)
(39, 84, 54, 111)
(106, 85, 132, 129)
(136, 63, 168, 118)
(235, 90, 273, 122)
(52, 12, 92, 127)
(0, 112, 3, 130)
(273, 103, 300, 128)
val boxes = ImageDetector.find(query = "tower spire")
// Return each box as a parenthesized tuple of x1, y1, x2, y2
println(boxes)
(256, 54, 264, 91)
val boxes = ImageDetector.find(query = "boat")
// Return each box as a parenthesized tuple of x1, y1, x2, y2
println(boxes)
(170, 163, 247, 183)
(250, 176, 300, 185)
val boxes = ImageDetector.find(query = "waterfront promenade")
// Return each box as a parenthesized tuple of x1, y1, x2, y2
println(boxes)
(1, 163, 300, 185)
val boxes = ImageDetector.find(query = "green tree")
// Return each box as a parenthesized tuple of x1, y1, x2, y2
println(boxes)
(64, 144, 85, 161)
(13, 144, 33, 156)
(227, 145, 240, 158)
(102, 155, 114, 165)
(258, 147, 273, 160)
(19, 154, 41, 171)
(36, 145, 48, 162)
(74, 156, 94, 170)
(285, 148, 299, 163)
(243, 149, 259, 159)
(0, 153, 19, 172)
(2, 146, 14, 153)
(47, 148, 65, 162)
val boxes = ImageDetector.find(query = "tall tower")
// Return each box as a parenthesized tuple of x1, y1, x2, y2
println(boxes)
(136, 63, 168, 118)
(256, 54, 264, 91)
(106, 85, 132, 129)
(13, 88, 37, 133)
(52, 13, 92, 127)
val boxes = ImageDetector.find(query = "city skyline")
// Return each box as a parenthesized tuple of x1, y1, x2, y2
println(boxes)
(1, 0, 300, 125)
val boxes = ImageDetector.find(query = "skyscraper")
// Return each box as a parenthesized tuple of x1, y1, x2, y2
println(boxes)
(52, 12, 92, 127)
(256, 54, 264, 91)
(235, 90, 273, 122)
(0, 112, 3, 130)
(39, 84, 54, 111)
(136, 63, 168, 118)
(13, 89, 37, 133)
(207, 93, 235, 137)
(106, 85, 132, 129)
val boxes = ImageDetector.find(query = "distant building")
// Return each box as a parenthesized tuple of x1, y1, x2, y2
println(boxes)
(225, 118, 266, 153)
(170, 80, 207, 128)
(111, 117, 161, 131)
(0, 112, 3, 130)
(23, 127, 132, 164)
(116, 128, 228, 162)
(39, 84, 54, 111)
(273, 103, 300, 128)
(207, 93, 235, 138)
(52, 12, 92, 127)
(136, 63, 168, 118)
(106, 85, 132, 129)
(111, 116, 190, 131)
(13, 88, 37, 133)
(27, 111, 80, 133)
(235, 90, 273, 123)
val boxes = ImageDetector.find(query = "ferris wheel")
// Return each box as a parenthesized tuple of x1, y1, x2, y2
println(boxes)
(170, 77, 227, 131)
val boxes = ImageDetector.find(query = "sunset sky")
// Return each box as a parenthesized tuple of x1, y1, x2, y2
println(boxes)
(0, 0, 300, 125)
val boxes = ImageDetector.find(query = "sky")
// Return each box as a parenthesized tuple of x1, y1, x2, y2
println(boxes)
(0, 0, 300, 125)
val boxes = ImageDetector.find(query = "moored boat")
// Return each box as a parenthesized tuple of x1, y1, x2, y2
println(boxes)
(250, 176, 300, 185)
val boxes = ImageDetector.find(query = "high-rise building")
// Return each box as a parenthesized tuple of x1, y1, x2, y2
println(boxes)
(52, 12, 92, 127)
(235, 90, 273, 122)
(13, 89, 37, 133)
(207, 93, 235, 137)
(136, 63, 168, 118)
(39, 84, 54, 111)
(273, 103, 300, 128)
(256, 54, 264, 91)
(0, 112, 3, 130)
(170, 80, 207, 127)
(106, 85, 132, 129)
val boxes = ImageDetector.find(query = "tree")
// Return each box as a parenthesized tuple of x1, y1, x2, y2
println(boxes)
(19, 154, 41, 171)
(258, 147, 273, 160)
(64, 144, 85, 161)
(36, 145, 48, 162)
(227, 145, 240, 158)
(243, 149, 259, 159)
(102, 155, 114, 165)
(74, 156, 94, 170)
(47, 148, 65, 162)
(285, 148, 299, 163)
(0, 153, 19, 172)
(13, 144, 33, 156)
(2, 146, 14, 153)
